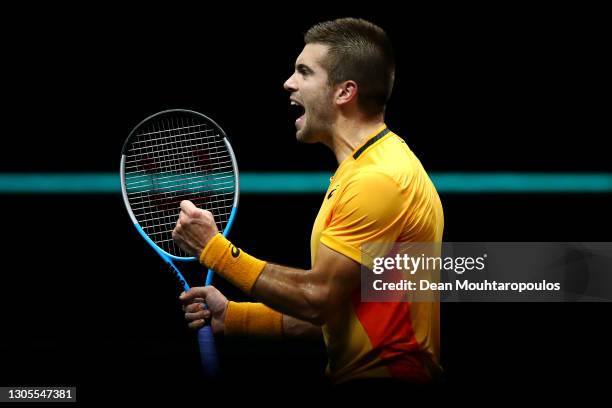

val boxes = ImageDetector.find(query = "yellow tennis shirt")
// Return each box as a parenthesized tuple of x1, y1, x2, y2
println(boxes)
(311, 125, 444, 384)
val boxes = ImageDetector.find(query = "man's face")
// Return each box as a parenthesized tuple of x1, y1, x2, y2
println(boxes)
(284, 43, 335, 143)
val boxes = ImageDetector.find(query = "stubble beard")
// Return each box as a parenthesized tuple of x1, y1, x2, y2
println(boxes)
(297, 95, 335, 144)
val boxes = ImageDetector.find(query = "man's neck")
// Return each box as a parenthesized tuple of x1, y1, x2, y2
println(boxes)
(326, 116, 386, 164)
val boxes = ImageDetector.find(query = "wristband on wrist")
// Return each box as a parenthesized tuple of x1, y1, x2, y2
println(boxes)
(224, 301, 283, 338)
(199, 233, 267, 295)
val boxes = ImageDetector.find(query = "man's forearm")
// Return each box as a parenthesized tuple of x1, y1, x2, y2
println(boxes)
(282, 314, 322, 339)
(199, 235, 359, 326)
(223, 301, 321, 339)
(251, 263, 328, 325)
(199, 234, 327, 323)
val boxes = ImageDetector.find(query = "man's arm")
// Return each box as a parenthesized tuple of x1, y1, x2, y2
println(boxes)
(173, 200, 361, 326)
(179, 243, 360, 328)
(252, 243, 360, 325)
(282, 315, 322, 339)
(181, 286, 321, 339)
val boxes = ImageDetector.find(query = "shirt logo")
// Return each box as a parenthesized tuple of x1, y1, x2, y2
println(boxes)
(327, 185, 339, 200)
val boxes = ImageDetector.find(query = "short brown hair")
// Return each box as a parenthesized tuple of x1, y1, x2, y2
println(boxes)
(304, 17, 395, 116)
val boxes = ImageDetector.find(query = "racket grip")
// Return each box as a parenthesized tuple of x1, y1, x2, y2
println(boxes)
(198, 325, 219, 377)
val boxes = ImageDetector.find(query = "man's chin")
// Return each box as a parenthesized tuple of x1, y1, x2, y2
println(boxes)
(295, 128, 317, 144)
(295, 125, 306, 141)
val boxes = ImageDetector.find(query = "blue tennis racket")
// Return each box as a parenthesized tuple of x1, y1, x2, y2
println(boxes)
(120, 109, 239, 377)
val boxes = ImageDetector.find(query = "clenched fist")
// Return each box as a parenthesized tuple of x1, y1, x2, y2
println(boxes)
(172, 200, 219, 257)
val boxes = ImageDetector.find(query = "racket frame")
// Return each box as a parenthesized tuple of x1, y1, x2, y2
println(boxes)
(119, 109, 240, 376)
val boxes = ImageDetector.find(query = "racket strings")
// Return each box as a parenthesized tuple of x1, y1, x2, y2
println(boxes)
(124, 114, 235, 257)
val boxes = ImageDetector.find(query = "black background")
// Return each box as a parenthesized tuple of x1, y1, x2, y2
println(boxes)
(1, 4, 610, 404)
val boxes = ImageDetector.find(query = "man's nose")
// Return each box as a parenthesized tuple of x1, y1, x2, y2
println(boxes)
(283, 73, 297, 92)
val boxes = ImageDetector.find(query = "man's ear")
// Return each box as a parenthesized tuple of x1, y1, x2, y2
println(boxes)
(335, 80, 358, 107)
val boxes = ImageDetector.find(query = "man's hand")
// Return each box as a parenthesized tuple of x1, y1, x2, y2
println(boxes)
(180, 286, 228, 334)
(172, 200, 219, 257)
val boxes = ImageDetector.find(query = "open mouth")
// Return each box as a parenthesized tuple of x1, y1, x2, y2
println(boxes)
(290, 99, 306, 128)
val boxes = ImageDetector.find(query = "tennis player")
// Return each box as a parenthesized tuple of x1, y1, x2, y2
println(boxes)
(173, 17, 444, 390)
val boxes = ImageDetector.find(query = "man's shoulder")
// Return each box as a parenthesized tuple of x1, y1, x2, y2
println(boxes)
(348, 166, 400, 184)
(339, 167, 405, 202)
(336, 131, 430, 193)
(350, 157, 414, 192)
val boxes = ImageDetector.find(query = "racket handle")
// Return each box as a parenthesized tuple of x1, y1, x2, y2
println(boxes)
(198, 325, 219, 377)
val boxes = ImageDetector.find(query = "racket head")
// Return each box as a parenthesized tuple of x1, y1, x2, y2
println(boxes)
(120, 109, 239, 261)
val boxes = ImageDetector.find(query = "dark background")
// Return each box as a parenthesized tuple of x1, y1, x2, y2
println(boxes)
(1, 4, 610, 404)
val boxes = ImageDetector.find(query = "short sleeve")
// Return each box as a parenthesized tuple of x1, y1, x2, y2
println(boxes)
(319, 171, 407, 267)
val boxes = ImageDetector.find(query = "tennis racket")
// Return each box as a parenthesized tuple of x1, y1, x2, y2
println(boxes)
(120, 109, 239, 377)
